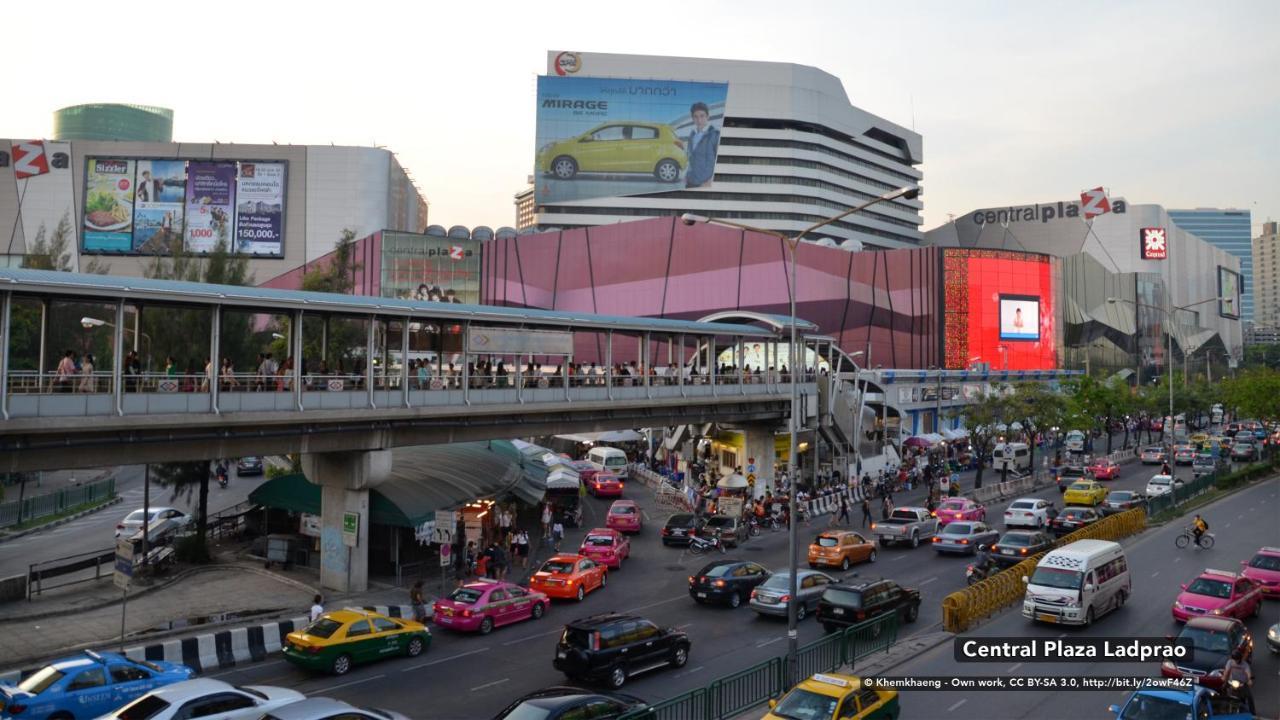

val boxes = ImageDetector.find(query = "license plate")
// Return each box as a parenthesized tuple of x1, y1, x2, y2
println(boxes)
(696, 592, 707, 598)
(1002, 549, 1015, 555)
(442, 608, 453, 616)
(1037, 613, 1057, 623)
(557, 650, 566, 659)
(833, 608, 845, 615)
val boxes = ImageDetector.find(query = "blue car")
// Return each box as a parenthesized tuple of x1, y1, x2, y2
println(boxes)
(0, 650, 192, 720)
(1109, 684, 1252, 720)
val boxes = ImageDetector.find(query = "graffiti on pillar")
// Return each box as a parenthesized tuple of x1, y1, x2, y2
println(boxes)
(321, 527, 347, 575)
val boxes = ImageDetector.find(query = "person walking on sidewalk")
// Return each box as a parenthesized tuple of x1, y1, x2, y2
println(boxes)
(310, 595, 324, 622)
(861, 498, 873, 528)
(514, 529, 530, 569)
(541, 503, 553, 540)
(837, 495, 850, 526)
(551, 520, 565, 552)
(410, 581, 427, 623)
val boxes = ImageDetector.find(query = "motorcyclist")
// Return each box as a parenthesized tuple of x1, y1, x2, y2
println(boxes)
(215, 461, 229, 487)
(1222, 648, 1255, 714)
(972, 544, 994, 580)
(1191, 514, 1209, 547)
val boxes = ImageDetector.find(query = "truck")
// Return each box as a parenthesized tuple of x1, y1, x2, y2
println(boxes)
(870, 506, 938, 549)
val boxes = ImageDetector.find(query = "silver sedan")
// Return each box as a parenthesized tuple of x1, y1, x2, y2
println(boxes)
(932, 521, 1000, 555)
(748, 569, 838, 621)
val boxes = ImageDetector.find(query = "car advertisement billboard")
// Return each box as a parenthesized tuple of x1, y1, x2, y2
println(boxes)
(943, 249, 1057, 370)
(534, 75, 729, 205)
(81, 158, 287, 257)
(1218, 266, 1241, 319)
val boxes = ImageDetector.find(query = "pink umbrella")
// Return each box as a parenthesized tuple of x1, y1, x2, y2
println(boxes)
(903, 436, 932, 448)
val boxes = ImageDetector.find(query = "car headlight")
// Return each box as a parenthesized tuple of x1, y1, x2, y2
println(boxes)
(1268, 626, 1280, 642)
(1211, 608, 1223, 615)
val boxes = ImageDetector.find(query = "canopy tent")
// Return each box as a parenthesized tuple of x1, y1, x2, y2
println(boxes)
(940, 428, 969, 441)
(717, 474, 749, 490)
(904, 433, 945, 448)
(554, 429, 645, 443)
(511, 439, 583, 493)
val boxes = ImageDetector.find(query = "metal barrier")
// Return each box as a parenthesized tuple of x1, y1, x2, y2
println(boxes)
(27, 547, 116, 598)
(0, 477, 116, 528)
(618, 613, 898, 720)
(941, 507, 1147, 632)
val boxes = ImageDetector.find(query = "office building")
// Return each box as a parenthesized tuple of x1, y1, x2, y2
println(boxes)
(53, 104, 175, 143)
(1253, 220, 1280, 332)
(1168, 208, 1253, 322)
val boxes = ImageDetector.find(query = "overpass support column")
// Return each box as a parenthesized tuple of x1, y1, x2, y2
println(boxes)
(742, 422, 779, 499)
(303, 449, 392, 593)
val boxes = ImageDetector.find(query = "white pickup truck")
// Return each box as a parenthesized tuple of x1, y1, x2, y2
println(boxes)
(871, 506, 939, 548)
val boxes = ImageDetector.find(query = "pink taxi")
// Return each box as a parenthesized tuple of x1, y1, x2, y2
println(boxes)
(587, 472, 625, 498)
(935, 497, 986, 526)
(1241, 546, 1280, 598)
(605, 499, 643, 533)
(1171, 568, 1264, 623)
(578, 527, 631, 569)
(432, 580, 549, 635)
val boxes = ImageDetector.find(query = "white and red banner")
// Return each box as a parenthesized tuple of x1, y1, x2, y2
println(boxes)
(1140, 227, 1168, 260)
(12, 140, 49, 179)
(1080, 186, 1111, 220)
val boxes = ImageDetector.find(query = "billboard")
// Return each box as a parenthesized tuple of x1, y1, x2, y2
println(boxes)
(81, 157, 286, 256)
(379, 231, 481, 305)
(534, 75, 729, 205)
(943, 249, 1057, 370)
(999, 295, 1041, 341)
(1218, 266, 1241, 319)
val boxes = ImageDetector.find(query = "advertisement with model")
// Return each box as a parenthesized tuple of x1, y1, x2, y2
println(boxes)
(943, 248, 1058, 370)
(184, 161, 237, 254)
(534, 75, 729, 204)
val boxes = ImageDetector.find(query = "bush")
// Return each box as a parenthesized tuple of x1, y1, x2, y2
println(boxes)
(174, 534, 210, 564)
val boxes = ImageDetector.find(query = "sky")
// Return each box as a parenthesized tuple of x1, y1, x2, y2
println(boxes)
(6, 0, 1278, 235)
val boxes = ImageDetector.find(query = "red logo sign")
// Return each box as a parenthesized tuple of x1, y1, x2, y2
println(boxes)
(11, 140, 49, 179)
(1080, 187, 1111, 220)
(449, 245, 465, 261)
(553, 51, 581, 76)
(1140, 227, 1167, 259)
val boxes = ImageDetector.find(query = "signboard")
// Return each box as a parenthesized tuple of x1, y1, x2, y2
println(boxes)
(1218, 267, 1241, 319)
(439, 542, 452, 567)
(83, 158, 136, 251)
(1080, 187, 1112, 220)
(718, 497, 744, 518)
(299, 513, 321, 538)
(534, 75, 729, 205)
(468, 327, 574, 355)
(380, 231, 482, 305)
(341, 511, 360, 547)
(114, 539, 134, 590)
(414, 520, 436, 546)
(12, 140, 49, 179)
(1140, 227, 1167, 260)
(184, 161, 237, 253)
(234, 162, 286, 254)
(131, 160, 187, 253)
(998, 294, 1041, 341)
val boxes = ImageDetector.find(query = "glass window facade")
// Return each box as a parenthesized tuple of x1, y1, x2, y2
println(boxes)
(379, 230, 481, 305)
(1168, 210, 1253, 322)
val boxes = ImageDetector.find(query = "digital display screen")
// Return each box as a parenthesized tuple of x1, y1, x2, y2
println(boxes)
(999, 295, 1041, 341)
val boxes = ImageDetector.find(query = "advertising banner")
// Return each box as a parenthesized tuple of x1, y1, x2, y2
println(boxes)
(83, 158, 136, 252)
(381, 232, 481, 304)
(234, 162, 285, 254)
(943, 249, 1057, 370)
(132, 160, 187, 253)
(184, 162, 237, 253)
(534, 75, 729, 205)
(999, 294, 1041, 341)
(1218, 267, 1241, 319)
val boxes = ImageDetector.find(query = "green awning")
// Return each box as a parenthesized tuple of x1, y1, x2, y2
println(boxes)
(249, 473, 321, 516)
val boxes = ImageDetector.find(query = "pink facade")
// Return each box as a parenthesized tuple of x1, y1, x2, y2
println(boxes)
(481, 218, 942, 369)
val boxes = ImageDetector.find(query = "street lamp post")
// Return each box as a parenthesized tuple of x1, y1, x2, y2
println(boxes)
(928, 365, 942, 433)
(682, 184, 919, 687)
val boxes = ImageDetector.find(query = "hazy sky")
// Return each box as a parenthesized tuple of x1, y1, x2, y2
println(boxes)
(7, 0, 1277, 234)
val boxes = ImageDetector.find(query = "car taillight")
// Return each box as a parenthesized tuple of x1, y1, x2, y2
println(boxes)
(307, 646, 321, 654)
(961, 539, 969, 544)
(591, 631, 601, 651)
(855, 610, 866, 621)
(780, 595, 791, 603)
(931, 511, 937, 517)
(462, 609, 472, 617)
(750, 589, 757, 599)
(870, 523, 876, 529)
(662, 527, 670, 535)
(7, 704, 25, 715)
(713, 580, 726, 587)
(932, 537, 940, 543)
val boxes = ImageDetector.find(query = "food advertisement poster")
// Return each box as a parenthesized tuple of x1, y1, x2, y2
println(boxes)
(82, 158, 135, 252)
(183, 162, 237, 253)
(131, 160, 187, 253)
(234, 162, 285, 255)
(534, 75, 729, 205)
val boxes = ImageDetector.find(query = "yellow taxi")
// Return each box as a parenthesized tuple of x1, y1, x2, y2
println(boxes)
(1062, 479, 1109, 507)
(762, 672, 899, 720)
(282, 608, 430, 675)
(1188, 433, 1210, 448)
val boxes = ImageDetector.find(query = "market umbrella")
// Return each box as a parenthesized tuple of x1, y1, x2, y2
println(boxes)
(717, 474, 749, 490)
(903, 436, 932, 448)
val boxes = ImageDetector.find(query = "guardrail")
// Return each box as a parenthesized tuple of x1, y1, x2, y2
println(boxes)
(618, 613, 898, 720)
(0, 476, 115, 529)
(941, 507, 1147, 633)
(26, 547, 116, 599)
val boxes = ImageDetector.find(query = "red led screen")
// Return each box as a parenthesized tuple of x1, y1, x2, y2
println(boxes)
(943, 249, 1057, 370)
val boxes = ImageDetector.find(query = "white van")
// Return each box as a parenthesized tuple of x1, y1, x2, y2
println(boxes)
(586, 446, 630, 479)
(991, 443, 1032, 473)
(1021, 539, 1130, 626)
(1063, 430, 1087, 453)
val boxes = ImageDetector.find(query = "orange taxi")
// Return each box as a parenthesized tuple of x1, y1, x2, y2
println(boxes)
(807, 530, 876, 571)
(528, 553, 608, 602)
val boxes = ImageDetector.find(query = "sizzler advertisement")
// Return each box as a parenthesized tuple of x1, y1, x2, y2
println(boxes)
(81, 157, 287, 257)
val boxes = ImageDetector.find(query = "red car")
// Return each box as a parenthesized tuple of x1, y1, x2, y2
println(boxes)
(1171, 569, 1264, 623)
(432, 580, 550, 634)
(578, 527, 631, 569)
(935, 498, 986, 526)
(1087, 458, 1120, 480)
(605, 499, 643, 533)
(1160, 616, 1253, 690)
(586, 472, 624, 497)
(1240, 546, 1280, 598)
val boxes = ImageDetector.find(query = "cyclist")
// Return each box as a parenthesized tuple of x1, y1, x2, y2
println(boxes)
(1191, 514, 1209, 548)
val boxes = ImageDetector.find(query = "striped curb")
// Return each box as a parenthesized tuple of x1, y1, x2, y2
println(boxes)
(0, 604, 419, 684)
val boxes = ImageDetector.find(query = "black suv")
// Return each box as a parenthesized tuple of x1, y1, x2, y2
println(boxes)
(660, 513, 705, 546)
(688, 560, 770, 608)
(491, 687, 652, 720)
(554, 613, 691, 689)
(816, 579, 920, 634)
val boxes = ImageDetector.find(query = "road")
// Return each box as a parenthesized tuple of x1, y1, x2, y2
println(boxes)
(0, 464, 266, 578)
(889, 476, 1280, 720)
(196, 454, 1190, 719)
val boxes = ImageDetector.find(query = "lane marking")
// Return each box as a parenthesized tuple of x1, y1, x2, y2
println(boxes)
(1008, 662, 1022, 673)
(308, 673, 385, 695)
(948, 699, 967, 712)
(402, 647, 489, 670)
(919, 576, 938, 586)
(756, 636, 786, 647)
(1225, 523, 1232, 529)
(892, 555, 908, 562)
(471, 678, 508, 692)
(624, 594, 687, 613)
(1058, 633, 1068, 638)
(1151, 571, 1159, 578)
(501, 629, 562, 646)
(207, 659, 285, 678)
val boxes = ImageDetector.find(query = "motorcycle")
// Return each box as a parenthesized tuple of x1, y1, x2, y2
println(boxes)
(688, 533, 725, 556)
(966, 559, 996, 586)
(215, 463, 229, 489)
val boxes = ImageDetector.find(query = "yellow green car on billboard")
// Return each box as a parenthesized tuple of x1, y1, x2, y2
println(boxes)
(537, 122, 686, 182)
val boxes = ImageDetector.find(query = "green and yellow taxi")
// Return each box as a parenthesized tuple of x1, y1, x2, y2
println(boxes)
(282, 609, 430, 675)
(1062, 479, 1109, 506)
(762, 672, 899, 720)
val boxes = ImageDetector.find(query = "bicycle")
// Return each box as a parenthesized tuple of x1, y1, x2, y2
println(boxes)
(1174, 528, 1215, 549)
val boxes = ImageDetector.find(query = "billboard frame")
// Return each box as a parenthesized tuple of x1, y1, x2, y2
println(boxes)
(1217, 266, 1241, 320)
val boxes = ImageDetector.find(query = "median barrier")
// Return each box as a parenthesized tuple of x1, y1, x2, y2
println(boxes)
(940, 507, 1146, 632)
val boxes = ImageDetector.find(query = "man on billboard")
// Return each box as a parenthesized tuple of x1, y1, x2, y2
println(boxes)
(682, 102, 719, 188)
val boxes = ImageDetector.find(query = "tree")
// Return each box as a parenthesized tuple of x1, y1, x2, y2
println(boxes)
(149, 462, 211, 563)
(1065, 376, 1133, 455)
(950, 385, 1012, 489)
(1006, 382, 1068, 472)
(1221, 368, 1280, 422)
(23, 212, 110, 274)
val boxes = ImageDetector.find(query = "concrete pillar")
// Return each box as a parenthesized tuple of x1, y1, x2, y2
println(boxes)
(302, 450, 392, 593)
(742, 423, 779, 498)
